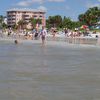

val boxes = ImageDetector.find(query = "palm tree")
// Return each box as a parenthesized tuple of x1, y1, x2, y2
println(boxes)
(17, 20, 27, 29)
(29, 18, 42, 29)
(0, 15, 4, 28)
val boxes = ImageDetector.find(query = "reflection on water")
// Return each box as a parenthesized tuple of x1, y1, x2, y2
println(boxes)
(0, 41, 100, 100)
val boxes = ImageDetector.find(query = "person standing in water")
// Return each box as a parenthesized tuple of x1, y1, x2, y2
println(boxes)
(40, 26, 47, 46)
(14, 40, 18, 44)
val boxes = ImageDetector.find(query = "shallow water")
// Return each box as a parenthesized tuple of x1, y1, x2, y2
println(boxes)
(0, 40, 100, 100)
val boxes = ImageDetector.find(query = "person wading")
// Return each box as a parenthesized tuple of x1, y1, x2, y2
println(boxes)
(40, 26, 47, 46)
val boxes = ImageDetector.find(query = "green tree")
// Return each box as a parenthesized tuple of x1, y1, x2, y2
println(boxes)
(0, 15, 8, 29)
(17, 20, 27, 29)
(2, 23, 7, 29)
(62, 16, 72, 29)
(0, 15, 3, 24)
(12, 24, 18, 30)
(54, 15, 62, 28)
(78, 7, 100, 26)
(29, 18, 42, 29)
(46, 15, 62, 28)
(46, 15, 82, 30)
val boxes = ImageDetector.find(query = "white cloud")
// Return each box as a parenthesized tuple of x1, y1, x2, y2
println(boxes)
(86, 2, 100, 8)
(16, 0, 32, 7)
(65, 5, 70, 10)
(16, 0, 65, 7)
(47, 5, 69, 11)
(16, 0, 44, 7)
(98, 0, 100, 2)
(87, 4, 100, 8)
(37, 6, 47, 11)
(48, 0, 65, 2)
(32, 0, 44, 4)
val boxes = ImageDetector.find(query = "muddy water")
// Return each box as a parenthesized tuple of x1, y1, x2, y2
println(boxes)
(0, 41, 100, 100)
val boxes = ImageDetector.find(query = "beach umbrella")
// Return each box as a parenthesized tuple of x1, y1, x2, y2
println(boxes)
(81, 25, 88, 29)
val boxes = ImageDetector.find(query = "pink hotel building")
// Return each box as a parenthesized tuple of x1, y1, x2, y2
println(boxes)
(7, 8, 46, 29)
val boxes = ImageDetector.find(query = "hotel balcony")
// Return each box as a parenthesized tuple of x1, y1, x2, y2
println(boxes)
(7, 13, 16, 15)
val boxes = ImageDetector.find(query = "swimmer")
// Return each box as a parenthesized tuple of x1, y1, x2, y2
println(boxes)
(14, 40, 18, 44)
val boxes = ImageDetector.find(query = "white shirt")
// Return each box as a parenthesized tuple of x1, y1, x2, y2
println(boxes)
(41, 29, 47, 36)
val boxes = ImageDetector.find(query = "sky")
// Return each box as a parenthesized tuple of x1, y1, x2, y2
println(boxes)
(0, 0, 100, 20)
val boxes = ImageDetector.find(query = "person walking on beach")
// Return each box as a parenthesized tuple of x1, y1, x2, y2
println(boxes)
(40, 26, 47, 46)
(34, 28, 39, 40)
(64, 28, 68, 36)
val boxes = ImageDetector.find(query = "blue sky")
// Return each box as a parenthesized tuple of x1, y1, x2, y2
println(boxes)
(0, 0, 100, 20)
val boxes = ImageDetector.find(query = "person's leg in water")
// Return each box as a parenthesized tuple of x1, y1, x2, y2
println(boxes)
(14, 40, 18, 44)
(52, 31, 56, 41)
(41, 35, 45, 46)
(34, 32, 38, 40)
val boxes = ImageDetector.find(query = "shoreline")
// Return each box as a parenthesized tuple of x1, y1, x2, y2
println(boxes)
(0, 35, 98, 44)
(0, 37, 100, 48)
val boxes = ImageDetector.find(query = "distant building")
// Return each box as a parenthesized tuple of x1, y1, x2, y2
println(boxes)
(7, 8, 46, 29)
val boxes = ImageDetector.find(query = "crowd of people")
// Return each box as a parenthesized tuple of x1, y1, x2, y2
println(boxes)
(0, 26, 100, 45)
(0, 26, 48, 46)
